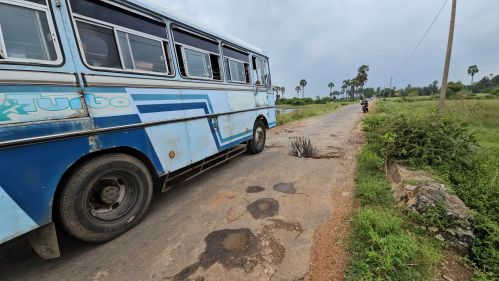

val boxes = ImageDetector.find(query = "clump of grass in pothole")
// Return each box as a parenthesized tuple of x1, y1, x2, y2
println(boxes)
(289, 137, 320, 159)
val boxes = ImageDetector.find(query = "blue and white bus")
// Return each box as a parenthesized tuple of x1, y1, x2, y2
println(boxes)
(0, 0, 275, 258)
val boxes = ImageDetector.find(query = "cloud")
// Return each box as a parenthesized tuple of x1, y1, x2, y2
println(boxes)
(140, 0, 499, 97)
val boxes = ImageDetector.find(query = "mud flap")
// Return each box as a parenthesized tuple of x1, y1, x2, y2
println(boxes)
(28, 222, 60, 259)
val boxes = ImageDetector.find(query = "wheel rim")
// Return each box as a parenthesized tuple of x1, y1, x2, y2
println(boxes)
(86, 171, 139, 222)
(255, 126, 265, 149)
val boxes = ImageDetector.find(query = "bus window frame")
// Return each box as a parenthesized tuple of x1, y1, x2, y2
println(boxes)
(67, 0, 175, 78)
(0, 0, 63, 66)
(179, 44, 215, 80)
(225, 57, 249, 84)
(252, 55, 271, 87)
(171, 25, 226, 82)
(72, 15, 171, 76)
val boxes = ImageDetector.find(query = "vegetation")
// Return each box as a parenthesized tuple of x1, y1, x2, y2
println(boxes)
(276, 101, 350, 126)
(356, 98, 499, 280)
(347, 144, 441, 281)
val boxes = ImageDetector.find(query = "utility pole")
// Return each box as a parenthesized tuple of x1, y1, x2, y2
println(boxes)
(389, 77, 393, 97)
(438, 0, 457, 112)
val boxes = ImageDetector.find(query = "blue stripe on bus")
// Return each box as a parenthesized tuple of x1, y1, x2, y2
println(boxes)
(132, 94, 215, 113)
(0, 118, 93, 142)
(93, 114, 142, 128)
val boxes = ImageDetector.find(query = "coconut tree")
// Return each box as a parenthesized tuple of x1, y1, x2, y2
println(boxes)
(299, 79, 307, 98)
(467, 65, 479, 86)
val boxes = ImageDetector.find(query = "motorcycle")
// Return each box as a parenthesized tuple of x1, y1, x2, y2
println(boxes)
(361, 100, 369, 113)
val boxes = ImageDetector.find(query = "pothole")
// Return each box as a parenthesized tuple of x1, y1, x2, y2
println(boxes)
(169, 228, 286, 281)
(273, 183, 296, 194)
(169, 229, 259, 281)
(247, 198, 279, 219)
(246, 186, 265, 193)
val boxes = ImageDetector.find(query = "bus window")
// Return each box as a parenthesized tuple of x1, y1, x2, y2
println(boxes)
(70, 0, 171, 75)
(0, 1, 61, 64)
(222, 45, 250, 83)
(252, 56, 269, 85)
(182, 47, 212, 79)
(117, 31, 168, 73)
(172, 28, 221, 81)
(76, 20, 121, 69)
(225, 58, 248, 83)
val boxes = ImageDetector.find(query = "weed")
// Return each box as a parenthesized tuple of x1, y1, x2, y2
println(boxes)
(289, 137, 320, 158)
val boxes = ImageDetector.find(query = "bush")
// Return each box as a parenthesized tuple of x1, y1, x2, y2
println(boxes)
(363, 100, 499, 279)
(364, 113, 478, 173)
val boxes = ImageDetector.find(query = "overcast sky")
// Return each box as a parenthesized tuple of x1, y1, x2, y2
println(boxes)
(142, 0, 499, 98)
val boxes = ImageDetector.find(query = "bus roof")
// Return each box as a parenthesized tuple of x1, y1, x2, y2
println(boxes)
(126, 0, 268, 57)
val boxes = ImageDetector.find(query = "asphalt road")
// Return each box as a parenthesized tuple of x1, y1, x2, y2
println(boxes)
(0, 104, 364, 281)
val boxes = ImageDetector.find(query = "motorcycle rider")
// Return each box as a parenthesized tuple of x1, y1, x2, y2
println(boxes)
(361, 99, 369, 113)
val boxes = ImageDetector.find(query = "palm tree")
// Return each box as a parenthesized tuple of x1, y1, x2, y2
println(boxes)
(273, 86, 282, 96)
(299, 79, 307, 98)
(356, 65, 370, 96)
(328, 82, 335, 97)
(467, 65, 479, 86)
(295, 86, 301, 97)
(341, 80, 349, 99)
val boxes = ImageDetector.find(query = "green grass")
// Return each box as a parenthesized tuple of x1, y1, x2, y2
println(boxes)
(276, 102, 351, 125)
(361, 98, 499, 280)
(347, 145, 442, 281)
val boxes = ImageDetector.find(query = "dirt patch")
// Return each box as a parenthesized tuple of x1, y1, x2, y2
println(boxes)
(304, 124, 363, 281)
(247, 198, 279, 219)
(246, 186, 266, 194)
(439, 249, 473, 281)
(265, 144, 285, 149)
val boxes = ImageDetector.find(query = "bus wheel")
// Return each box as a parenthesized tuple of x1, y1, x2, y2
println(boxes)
(59, 154, 153, 243)
(248, 120, 266, 154)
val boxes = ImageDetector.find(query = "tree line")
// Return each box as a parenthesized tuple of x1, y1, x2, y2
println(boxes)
(274, 64, 498, 102)
(274, 65, 371, 102)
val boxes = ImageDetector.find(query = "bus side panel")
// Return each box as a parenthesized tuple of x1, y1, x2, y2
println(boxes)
(181, 89, 232, 163)
(84, 86, 194, 175)
(268, 92, 277, 128)
(0, 138, 91, 244)
(127, 88, 192, 173)
(227, 90, 257, 145)
(0, 86, 87, 126)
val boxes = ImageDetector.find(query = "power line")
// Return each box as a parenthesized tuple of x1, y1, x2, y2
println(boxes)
(392, 0, 449, 79)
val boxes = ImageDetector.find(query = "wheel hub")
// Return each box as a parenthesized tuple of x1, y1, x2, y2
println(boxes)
(100, 185, 120, 204)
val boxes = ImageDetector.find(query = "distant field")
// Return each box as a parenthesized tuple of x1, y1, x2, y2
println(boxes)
(276, 102, 352, 125)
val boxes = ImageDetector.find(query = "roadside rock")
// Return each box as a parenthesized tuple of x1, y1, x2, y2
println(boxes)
(389, 164, 475, 255)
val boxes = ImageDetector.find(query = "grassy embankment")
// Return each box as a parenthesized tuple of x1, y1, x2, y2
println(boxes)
(347, 98, 499, 280)
(276, 102, 352, 126)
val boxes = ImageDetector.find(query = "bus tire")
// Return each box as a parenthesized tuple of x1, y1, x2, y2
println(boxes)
(58, 154, 153, 243)
(248, 120, 266, 154)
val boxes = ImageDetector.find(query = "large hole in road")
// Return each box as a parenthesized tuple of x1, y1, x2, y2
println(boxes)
(247, 198, 279, 219)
